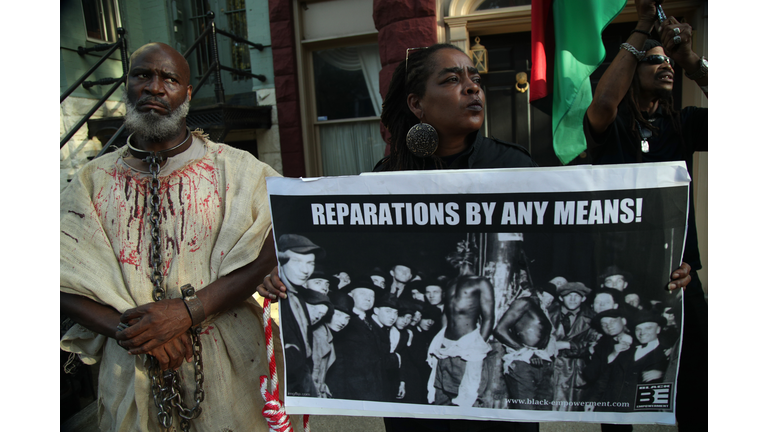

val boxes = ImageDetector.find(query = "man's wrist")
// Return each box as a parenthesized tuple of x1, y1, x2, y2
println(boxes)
(181, 284, 206, 327)
(631, 29, 652, 38)
(636, 19, 655, 33)
(684, 56, 707, 80)
(620, 43, 645, 62)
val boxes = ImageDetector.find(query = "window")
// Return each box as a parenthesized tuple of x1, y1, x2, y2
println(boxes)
(82, 0, 121, 42)
(313, 47, 377, 121)
(189, 0, 215, 77)
(224, 0, 251, 81)
(311, 44, 386, 176)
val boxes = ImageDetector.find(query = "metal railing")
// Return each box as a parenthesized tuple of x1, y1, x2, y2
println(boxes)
(60, 28, 129, 148)
(91, 11, 267, 158)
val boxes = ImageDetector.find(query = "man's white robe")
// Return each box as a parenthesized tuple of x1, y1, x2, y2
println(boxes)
(61, 133, 284, 431)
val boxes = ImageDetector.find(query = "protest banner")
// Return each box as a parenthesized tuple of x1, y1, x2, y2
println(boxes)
(266, 162, 689, 425)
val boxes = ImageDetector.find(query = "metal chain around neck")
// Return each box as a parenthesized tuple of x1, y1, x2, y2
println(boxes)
(144, 152, 205, 432)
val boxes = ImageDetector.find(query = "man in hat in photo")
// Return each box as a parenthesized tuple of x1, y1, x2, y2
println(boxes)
(582, 308, 633, 410)
(626, 311, 669, 385)
(589, 287, 634, 325)
(406, 279, 427, 303)
(327, 291, 354, 333)
(325, 280, 388, 401)
(424, 279, 446, 313)
(306, 265, 331, 295)
(389, 263, 415, 298)
(392, 301, 421, 403)
(312, 291, 353, 398)
(370, 292, 405, 401)
(591, 288, 624, 315)
(369, 267, 389, 290)
(551, 282, 597, 409)
(598, 265, 631, 292)
(622, 286, 645, 312)
(597, 310, 669, 415)
(277, 234, 325, 397)
(494, 284, 558, 410)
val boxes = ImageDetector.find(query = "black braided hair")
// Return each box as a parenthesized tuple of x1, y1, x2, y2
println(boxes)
(379, 44, 466, 171)
(624, 39, 684, 160)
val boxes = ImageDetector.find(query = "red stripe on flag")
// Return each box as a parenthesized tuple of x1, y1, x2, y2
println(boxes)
(530, 0, 554, 102)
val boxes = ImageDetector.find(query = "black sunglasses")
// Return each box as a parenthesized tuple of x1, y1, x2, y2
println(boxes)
(639, 54, 675, 68)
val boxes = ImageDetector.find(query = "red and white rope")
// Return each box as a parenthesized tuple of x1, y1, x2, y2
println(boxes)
(260, 297, 310, 432)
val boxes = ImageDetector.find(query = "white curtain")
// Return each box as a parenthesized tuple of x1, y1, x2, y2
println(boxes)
(315, 44, 385, 175)
(356, 45, 383, 116)
(319, 120, 386, 176)
(316, 45, 382, 115)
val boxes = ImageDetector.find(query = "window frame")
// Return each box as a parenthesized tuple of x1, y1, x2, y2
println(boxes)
(82, 0, 122, 44)
(296, 29, 380, 177)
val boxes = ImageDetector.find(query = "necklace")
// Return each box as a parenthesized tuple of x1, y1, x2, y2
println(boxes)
(635, 120, 652, 153)
(127, 128, 192, 161)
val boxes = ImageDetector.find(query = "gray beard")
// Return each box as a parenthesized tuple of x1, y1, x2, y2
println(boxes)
(123, 92, 190, 142)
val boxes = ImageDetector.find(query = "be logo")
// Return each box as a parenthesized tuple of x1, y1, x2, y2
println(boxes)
(634, 383, 673, 410)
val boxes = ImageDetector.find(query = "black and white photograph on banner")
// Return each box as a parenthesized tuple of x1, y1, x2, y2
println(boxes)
(266, 162, 689, 425)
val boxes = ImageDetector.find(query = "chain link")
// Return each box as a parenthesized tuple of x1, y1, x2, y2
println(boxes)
(148, 153, 165, 302)
(144, 152, 205, 432)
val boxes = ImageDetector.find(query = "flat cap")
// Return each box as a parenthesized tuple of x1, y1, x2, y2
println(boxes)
(277, 234, 325, 258)
(557, 282, 591, 297)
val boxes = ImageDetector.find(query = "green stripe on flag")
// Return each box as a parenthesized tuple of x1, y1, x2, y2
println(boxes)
(552, 0, 626, 164)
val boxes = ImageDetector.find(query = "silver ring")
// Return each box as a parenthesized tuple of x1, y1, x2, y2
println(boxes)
(673, 35, 682, 45)
(673, 27, 681, 36)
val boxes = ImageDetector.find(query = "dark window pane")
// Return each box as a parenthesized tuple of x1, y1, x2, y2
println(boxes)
(313, 47, 376, 121)
(82, 0, 105, 40)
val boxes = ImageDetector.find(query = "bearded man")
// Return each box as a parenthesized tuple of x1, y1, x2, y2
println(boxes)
(60, 42, 281, 431)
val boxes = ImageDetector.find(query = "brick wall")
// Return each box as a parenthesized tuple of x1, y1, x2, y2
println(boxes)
(373, 0, 437, 154)
(268, 0, 305, 178)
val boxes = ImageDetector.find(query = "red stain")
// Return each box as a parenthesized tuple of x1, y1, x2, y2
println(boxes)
(118, 248, 139, 267)
(86, 148, 233, 293)
(200, 325, 218, 343)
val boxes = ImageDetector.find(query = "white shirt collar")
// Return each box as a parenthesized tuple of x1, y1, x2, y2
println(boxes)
(634, 338, 660, 361)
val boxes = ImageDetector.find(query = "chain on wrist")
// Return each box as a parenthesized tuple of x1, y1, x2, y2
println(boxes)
(181, 284, 206, 327)
(620, 43, 645, 62)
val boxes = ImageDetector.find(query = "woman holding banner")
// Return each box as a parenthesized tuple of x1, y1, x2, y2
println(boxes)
(259, 44, 692, 432)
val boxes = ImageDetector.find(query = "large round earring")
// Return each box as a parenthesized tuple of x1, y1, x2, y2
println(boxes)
(406, 122, 438, 157)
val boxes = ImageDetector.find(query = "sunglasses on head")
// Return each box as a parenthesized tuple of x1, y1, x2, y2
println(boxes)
(405, 47, 429, 75)
(639, 54, 675, 68)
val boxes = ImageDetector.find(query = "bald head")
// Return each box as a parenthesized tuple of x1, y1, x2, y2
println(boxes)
(129, 43, 191, 87)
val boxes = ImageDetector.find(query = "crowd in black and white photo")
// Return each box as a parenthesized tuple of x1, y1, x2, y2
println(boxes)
(277, 233, 682, 412)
